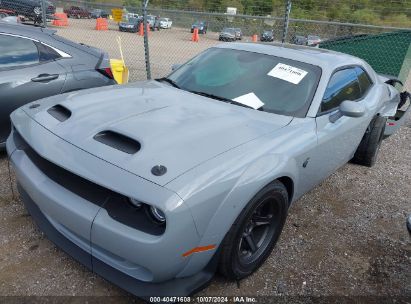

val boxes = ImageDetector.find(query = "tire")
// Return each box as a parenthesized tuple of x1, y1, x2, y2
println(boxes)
(33, 6, 41, 16)
(218, 180, 289, 280)
(352, 115, 387, 167)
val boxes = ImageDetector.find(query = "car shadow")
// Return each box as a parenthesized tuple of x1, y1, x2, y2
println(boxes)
(0, 150, 7, 160)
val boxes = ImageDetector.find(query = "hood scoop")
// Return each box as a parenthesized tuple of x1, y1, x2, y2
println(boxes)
(93, 131, 141, 154)
(47, 104, 71, 122)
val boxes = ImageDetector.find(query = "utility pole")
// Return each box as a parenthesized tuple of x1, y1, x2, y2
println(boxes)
(282, 0, 292, 43)
(41, 0, 47, 27)
(143, 0, 151, 80)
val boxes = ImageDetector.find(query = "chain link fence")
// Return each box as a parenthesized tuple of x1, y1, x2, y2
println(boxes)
(1, 0, 410, 86)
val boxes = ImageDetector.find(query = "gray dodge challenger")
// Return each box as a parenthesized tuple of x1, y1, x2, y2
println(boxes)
(6, 43, 410, 298)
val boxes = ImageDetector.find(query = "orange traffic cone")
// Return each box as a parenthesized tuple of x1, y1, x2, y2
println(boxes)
(95, 17, 108, 31)
(192, 28, 199, 42)
(138, 22, 144, 36)
(52, 13, 68, 26)
(252, 34, 258, 42)
(146, 23, 151, 34)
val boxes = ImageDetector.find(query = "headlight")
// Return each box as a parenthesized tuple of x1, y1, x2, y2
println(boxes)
(200, 27, 204, 30)
(129, 198, 166, 225)
(148, 206, 166, 224)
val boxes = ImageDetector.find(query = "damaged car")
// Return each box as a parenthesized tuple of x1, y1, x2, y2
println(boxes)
(7, 43, 410, 299)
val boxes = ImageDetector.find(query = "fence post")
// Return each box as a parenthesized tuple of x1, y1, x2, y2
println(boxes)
(41, 0, 47, 27)
(281, 0, 292, 43)
(143, 0, 151, 80)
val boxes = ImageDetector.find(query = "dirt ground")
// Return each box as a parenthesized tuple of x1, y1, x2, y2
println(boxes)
(0, 18, 410, 302)
(53, 19, 259, 81)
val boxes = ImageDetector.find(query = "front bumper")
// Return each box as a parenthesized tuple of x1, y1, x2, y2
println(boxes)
(119, 26, 137, 32)
(17, 185, 218, 298)
(7, 109, 219, 297)
(219, 36, 235, 41)
(261, 37, 274, 42)
(384, 91, 411, 138)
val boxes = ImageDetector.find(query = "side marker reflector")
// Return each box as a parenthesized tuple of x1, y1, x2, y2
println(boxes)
(182, 245, 216, 257)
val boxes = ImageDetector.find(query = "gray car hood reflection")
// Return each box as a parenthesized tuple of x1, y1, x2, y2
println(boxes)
(24, 81, 293, 186)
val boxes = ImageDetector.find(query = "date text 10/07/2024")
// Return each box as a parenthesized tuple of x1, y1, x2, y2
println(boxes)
(149, 296, 257, 303)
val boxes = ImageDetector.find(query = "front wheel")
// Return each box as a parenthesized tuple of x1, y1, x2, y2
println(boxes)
(218, 181, 289, 280)
(33, 6, 41, 16)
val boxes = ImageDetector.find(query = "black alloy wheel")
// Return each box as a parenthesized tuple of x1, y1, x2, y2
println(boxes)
(218, 180, 289, 280)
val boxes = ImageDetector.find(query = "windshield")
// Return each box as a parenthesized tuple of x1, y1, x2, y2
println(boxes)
(167, 48, 321, 117)
(223, 28, 235, 34)
(128, 17, 138, 23)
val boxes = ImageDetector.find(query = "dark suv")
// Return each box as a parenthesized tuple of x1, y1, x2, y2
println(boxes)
(191, 21, 208, 34)
(64, 6, 91, 19)
(0, 0, 55, 23)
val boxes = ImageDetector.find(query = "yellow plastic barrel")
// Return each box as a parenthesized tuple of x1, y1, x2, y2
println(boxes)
(110, 59, 129, 84)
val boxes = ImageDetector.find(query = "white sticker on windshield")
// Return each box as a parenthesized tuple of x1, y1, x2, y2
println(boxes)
(267, 63, 308, 84)
(233, 93, 265, 110)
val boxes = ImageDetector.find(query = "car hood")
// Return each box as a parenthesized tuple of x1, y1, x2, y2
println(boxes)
(22, 81, 293, 186)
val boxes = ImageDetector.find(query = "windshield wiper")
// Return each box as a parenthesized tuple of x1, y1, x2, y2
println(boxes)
(189, 90, 255, 109)
(156, 77, 181, 89)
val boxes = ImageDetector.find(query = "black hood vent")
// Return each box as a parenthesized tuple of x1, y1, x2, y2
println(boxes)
(94, 131, 141, 154)
(47, 105, 72, 122)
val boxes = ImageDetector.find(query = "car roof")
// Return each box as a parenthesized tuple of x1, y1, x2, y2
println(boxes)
(0, 21, 102, 58)
(0, 21, 56, 39)
(215, 42, 365, 71)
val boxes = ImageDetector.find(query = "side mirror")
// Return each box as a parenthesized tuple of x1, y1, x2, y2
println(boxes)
(329, 100, 366, 123)
(340, 100, 366, 118)
(171, 64, 182, 71)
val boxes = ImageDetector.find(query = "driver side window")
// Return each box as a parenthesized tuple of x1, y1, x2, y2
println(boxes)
(321, 68, 361, 113)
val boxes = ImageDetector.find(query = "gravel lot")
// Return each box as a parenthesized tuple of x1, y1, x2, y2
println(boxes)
(0, 18, 410, 301)
(54, 19, 257, 81)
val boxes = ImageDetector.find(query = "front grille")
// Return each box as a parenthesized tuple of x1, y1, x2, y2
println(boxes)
(15, 130, 111, 206)
(14, 129, 165, 235)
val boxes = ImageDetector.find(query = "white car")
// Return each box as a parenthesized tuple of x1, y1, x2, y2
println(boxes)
(126, 13, 139, 20)
(307, 35, 321, 47)
(159, 17, 172, 29)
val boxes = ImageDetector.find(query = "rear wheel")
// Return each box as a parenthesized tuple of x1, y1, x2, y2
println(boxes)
(218, 181, 288, 280)
(352, 115, 387, 167)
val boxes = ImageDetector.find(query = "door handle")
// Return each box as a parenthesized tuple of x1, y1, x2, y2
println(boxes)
(31, 74, 59, 82)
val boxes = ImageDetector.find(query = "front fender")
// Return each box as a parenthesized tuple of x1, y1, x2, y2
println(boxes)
(198, 152, 298, 243)
(172, 151, 298, 278)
